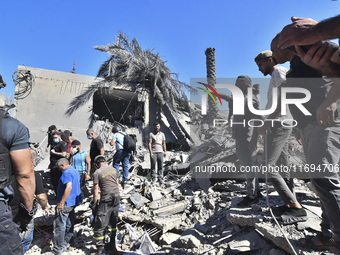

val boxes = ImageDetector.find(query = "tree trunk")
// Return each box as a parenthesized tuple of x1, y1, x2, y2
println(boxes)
(204, 47, 218, 124)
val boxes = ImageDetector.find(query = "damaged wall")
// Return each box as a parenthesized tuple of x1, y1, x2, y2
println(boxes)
(13, 65, 180, 150)
(14, 66, 96, 148)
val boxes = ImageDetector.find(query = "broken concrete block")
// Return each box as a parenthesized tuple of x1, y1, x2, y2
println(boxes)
(194, 224, 210, 234)
(207, 199, 215, 210)
(177, 234, 201, 248)
(130, 192, 149, 209)
(153, 200, 188, 217)
(193, 197, 202, 211)
(160, 232, 181, 245)
(151, 217, 182, 233)
(149, 201, 159, 210)
(228, 231, 266, 253)
(151, 190, 163, 201)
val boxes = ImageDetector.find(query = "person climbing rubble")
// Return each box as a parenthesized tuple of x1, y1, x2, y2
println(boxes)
(110, 125, 131, 187)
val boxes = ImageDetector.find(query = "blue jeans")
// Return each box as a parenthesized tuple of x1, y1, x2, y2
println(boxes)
(53, 206, 75, 254)
(113, 150, 131, 182)
(21, 220, 34, 254)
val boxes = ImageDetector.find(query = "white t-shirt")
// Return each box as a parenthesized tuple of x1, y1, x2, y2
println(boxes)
(265, 66, 292, 122)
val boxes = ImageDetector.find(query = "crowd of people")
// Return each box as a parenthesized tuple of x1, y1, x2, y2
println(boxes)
(0, 14, 340, 255)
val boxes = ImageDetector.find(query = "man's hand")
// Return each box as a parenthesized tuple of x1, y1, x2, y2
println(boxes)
(164, 151, 166, 157)
(44, 206, 50, 216)
(45, 147, 49, 152)
(278, 16, 319, 49)
(316, 100, 337, 126)
(296, 41, 333, 72)
(57, 202, 64, 212)
(86, 174, 90, 181)
(150, 153, 154, 158)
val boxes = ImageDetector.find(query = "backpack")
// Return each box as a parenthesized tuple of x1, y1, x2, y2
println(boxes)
(118, 131, 136, 152)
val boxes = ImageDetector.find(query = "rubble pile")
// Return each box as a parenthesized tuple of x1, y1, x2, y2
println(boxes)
(24, 120, 320, 255)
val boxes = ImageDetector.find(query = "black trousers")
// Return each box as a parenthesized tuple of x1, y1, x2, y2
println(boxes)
(94, 196, 120, 252)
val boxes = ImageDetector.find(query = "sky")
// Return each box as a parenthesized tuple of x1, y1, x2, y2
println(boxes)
(0, 0, 339, 107)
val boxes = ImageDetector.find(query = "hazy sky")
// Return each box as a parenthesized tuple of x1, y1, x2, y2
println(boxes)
(0, 0, 339, 104)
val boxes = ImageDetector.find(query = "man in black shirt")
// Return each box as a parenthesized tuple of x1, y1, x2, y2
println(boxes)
(49, 131, 67, 195)
(86, 128, 104, 175)
(271, 34, 340, 252)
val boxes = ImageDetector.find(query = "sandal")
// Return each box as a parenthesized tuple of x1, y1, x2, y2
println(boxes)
(279, 207, 308, 225)
(299, 232, 334, 250)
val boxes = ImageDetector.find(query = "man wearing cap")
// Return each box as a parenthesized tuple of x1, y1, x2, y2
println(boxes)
(46, 125, 58, 152)
(254, 51, 304, 223)
(232, 75, 262, 207)
(70, 140, 91, 199)
(92, 155, 120, 254)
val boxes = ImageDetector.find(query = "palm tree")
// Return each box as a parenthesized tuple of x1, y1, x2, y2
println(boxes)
(66, 32, 191, 144)
(204, 47, 218, 123)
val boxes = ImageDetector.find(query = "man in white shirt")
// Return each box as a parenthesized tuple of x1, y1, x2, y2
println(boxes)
(255, 50, 306, 224)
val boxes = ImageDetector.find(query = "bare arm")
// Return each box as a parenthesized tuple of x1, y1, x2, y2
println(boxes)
(162, 140, 167, 157)
(86, 152, 91, 179)
(36, 193, 49, 215)
(10, 148, 35, 210)
(93, 183, 99, 204)
(149, 139, 153, 157)
(278, 15, 340, 49)
(57, 182, 72, 212)
(109, 139, 116, 146)
(100, 147, 104, 156)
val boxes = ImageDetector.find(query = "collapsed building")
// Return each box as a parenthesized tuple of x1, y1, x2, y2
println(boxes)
(13, 65, 189, 151)
(12, 63, 323, 254)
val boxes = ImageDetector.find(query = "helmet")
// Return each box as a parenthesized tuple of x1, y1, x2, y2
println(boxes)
(112, 125, 121, 133)
(94, 155, 105, 165)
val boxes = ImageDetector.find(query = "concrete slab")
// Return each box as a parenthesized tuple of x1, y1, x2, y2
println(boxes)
(228, 231, 266, 253)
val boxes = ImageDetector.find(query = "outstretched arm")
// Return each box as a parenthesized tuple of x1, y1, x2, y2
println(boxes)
(278, 15, 340, 49)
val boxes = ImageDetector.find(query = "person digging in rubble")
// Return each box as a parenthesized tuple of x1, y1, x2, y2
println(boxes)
(148, 122, 167, 185)
(270, 32, 340, 253)
(110, 125, 131, 187)
(254, 50, 306, 224)
(87, 128, 104, 175)
(232, 75, 262, 207)
(91, 155, 120, 255)
(52, 158, 81, 255)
